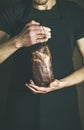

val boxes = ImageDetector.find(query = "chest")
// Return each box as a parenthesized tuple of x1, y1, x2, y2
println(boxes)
(11, 8, 76, 79)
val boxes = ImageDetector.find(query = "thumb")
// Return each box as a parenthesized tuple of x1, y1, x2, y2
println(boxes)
(27, 20, 40, 26)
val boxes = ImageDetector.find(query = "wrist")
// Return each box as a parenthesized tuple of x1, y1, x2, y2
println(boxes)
(12, 36, 23, 49)
(59, 79, 68, 88)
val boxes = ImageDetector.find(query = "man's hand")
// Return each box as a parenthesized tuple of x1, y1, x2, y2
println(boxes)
(14, 20, 51, 48)
(25, 80, 67, 94)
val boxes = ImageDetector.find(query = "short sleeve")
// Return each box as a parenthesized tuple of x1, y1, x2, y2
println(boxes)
(0, 3, 25, 35)
(74, 5, 84, 40)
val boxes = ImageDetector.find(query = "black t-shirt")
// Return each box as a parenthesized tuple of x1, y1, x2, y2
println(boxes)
(0, 0, 84, 91)
(0, 0, 84, 130)
(0, 0, 83, 91)
(0, 0, 84, 38)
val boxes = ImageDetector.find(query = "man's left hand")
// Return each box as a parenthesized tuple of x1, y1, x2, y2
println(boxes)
(25, 80, 67, 94)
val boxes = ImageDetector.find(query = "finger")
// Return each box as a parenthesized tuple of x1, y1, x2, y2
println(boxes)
(28, 27, 51, 37)
(26, 83, 53, 94)
(29, 84, 42, 90)
(30, 80, 35, 85)
(27, 25, 51, 33)
(29, 84, 50, 93)
(37, 33, 51, 39)
(27, 20, 40, 26)
(26, 84, 45, 94)
(27, 85, 39, 93)
(37, 34, 51, 39)
(36, 38, 49, 43)
(26, 83, 39, 91)
(41, 26, 51, 32)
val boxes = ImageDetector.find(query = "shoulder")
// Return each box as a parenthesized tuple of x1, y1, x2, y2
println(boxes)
(0, 2, 30, 34)
(62, 1, 84, 40)
(58, 0, 84, 21)
(62, 0, 84, 14)
(0, 2, 29, 19)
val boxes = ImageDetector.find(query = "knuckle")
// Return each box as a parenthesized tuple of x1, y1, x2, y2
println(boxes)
(39, 25, 42, 28)
(39, 29, 44, 34)
(27, 20, 34, 25)
(28, 26, 32, 31)
(28, 30, 33, 37)
(31, 20, 35, 24)
(28, 25, 36, 30)
(28, 32, 31, 38)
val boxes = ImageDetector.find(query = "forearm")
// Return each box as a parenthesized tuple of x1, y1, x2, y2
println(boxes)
(0, 37, 21, 64)
(0, 21, 51, 64)
(60, 67, 84, 88)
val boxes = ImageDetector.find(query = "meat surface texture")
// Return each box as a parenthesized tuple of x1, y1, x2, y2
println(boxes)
(32, 45, 54, 87)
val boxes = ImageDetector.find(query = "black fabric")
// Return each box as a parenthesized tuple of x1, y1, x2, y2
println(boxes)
(0, 0, 84, 130)
(57, 0, 84, 40)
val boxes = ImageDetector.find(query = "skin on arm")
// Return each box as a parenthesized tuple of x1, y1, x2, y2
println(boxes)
(0, 31, 19, 63)
(0, 20, 51, 64)
(26, 38, 84, 94)
(59, 38, 84, 87)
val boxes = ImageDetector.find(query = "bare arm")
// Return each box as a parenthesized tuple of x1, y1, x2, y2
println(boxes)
(0, 20, 51, 64)
(0, 31, 19, 64)
(59, 38, 84, 87)
(26, 38, 84, 94)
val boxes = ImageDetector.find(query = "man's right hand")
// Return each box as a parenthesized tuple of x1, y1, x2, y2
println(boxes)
(0, 20, 51, 63)
(14, 20, 51, 48)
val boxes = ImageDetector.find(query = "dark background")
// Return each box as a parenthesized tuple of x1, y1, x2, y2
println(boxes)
(0, 0, 84, 129)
